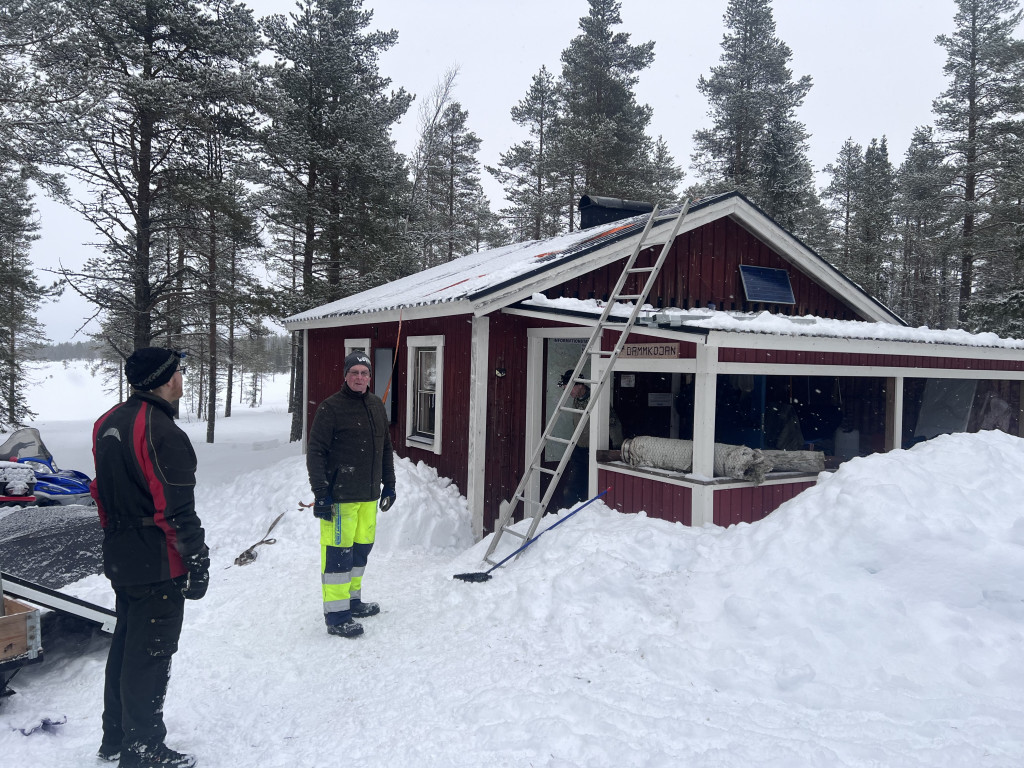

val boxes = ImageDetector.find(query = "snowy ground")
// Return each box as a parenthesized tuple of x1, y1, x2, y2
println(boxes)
(1, 360, 1023, 767)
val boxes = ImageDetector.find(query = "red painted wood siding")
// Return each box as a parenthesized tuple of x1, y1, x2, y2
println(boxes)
(306, 315, 473, 495)
(547, 217, 863, 319)
(598, 468, 692, 525)
(712, 482, 815, 526)
(718, 347, 1024, 372)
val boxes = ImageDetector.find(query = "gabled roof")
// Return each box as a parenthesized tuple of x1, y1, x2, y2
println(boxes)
(283, 192, 904, 329)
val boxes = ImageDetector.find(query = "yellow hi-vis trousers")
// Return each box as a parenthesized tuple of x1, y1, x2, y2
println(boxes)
(320, 500, 377, 626)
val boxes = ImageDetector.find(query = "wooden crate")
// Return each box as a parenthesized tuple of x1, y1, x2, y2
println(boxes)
(1, 596, 42, 665)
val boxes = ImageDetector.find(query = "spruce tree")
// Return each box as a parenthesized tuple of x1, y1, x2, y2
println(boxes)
(822, 139, 865, 270)
(692, 0, 819, 237)
(892, 127, 959, 327)
(852, 138, 897, 300)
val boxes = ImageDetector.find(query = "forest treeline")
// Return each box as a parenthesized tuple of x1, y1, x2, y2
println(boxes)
(1, 0, 1022, 436)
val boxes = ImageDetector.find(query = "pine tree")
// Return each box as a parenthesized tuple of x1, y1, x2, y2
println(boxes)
(37, 0, 262, 350)
(0, 0, 64, 183)
(0, 167, 46, 429)
(259, 0, 411, 441)
(552, 0, 679, 220)
(692, 0, 818, 236)
(932, 0, 1024, 325)
(822, 139, 865, 269)
(488, 66, 564, 241)
(411, 101, 489, 267)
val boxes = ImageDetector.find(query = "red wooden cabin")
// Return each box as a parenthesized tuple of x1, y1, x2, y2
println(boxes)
(284, 192, 1024, 538)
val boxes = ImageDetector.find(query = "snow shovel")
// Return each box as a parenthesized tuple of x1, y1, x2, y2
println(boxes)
(453, 488, 610, 582)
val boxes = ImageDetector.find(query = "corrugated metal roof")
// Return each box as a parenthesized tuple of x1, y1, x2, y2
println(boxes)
(283, 212, 664, 326)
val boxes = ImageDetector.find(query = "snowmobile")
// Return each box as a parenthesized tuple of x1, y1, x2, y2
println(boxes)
(0, 428, 93, 507)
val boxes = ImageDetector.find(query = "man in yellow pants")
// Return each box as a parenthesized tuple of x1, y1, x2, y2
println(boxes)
(307, 352, 396, 638)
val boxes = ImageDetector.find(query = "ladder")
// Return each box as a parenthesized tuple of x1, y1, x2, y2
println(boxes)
(484, 199, 692, 564)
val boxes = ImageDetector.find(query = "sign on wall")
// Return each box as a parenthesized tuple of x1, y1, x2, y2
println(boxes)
(621, 343, 680, 359)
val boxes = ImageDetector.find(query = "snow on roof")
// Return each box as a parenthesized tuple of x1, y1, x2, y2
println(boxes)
(521, 294, 1024, 350)
(284, 219, 651, 325)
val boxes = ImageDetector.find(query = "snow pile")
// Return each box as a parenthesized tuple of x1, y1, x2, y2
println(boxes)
(1, 361, 1024, 766)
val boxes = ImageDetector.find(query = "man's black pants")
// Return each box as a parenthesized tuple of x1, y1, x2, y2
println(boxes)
(102, 579, 185, 751)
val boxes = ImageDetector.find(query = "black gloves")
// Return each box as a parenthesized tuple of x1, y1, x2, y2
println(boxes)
(313, 490, 334, 521)
(379, 486, 396, 512)
(182, 547, 210, 601)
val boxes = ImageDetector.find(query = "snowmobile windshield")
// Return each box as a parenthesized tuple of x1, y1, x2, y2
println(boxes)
(0, 428, 55, 464)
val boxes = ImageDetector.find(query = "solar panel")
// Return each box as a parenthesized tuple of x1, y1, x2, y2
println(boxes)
(739, 265, 796, 305)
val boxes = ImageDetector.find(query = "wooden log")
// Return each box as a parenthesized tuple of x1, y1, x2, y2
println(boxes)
(760, 449, 825, 473)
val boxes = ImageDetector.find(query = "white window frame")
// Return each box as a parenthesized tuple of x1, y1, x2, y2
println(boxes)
(345, 338, 370, 356)
(405, 335, 444, 454)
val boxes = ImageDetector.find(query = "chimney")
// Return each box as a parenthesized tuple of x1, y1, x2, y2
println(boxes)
(578, 195, 654, 230)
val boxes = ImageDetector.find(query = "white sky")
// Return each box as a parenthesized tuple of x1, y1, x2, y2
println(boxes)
(32, 0, 958, 343)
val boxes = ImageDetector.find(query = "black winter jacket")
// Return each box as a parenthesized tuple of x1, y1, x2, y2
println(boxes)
(307, 384, 395, 503)
(91, 392, 206, 587)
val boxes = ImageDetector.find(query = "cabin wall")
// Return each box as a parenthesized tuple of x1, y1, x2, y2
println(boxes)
(599, 470, 693, 526)
(547, 217, 863, 320)
(480, 313, 571, 532)
(306, 315, 473, 495)
(712, 483, 816, 526)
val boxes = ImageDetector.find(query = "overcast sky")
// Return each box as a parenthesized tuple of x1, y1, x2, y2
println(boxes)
(33, 0, 959, 343)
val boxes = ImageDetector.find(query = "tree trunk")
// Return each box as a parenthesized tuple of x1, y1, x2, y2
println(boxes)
(289, 336, 304, 442)
(206, 210, 218, 444)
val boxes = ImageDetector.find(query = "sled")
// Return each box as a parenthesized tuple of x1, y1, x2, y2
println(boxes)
(0, 576, 44, 704)
(0, 428, 93, 507)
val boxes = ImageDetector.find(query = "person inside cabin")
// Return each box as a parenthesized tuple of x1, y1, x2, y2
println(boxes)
(306, 351, 396, 639)
(975, 387, 1011, 433)
(558, 369, 623, 507)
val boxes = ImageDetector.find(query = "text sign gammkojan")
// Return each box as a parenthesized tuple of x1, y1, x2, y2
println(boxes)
(621, 343, 680, 359)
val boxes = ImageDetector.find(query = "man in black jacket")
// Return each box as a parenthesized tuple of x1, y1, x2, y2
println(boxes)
(91, 347, 209, 768)
(307, 351, 396, 638)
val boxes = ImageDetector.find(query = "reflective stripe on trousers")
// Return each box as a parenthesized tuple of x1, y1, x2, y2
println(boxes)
(320, 500, 376, 625)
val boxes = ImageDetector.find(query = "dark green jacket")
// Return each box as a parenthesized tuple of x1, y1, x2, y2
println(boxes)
(306, 384, 395, 503)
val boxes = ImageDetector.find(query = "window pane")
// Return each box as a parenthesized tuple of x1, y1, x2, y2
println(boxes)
(417, 350, 436, 389)
(416, 393, 435, 436)
(413, 348, 437, 438)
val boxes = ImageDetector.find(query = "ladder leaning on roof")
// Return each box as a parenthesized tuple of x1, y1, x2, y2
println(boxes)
(483, 199, 692, 565)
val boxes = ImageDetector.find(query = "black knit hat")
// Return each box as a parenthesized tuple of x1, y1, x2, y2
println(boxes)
(344, 351, 372, 376)
(125, 347, 183, 390)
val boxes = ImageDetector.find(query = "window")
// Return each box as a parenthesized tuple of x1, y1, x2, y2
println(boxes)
(345, 338, 370, 356)
(406, 335, 444, 453)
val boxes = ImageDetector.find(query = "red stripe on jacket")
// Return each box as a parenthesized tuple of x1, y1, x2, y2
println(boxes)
(133, 401, 186, 579)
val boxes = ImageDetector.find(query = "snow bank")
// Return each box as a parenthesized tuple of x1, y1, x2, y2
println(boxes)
(2, 361, 1023, 767)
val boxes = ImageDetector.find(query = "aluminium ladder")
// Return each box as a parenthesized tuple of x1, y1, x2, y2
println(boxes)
(483, 199, 692, 564)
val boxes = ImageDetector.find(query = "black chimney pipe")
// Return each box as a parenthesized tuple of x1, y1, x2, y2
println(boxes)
(578, 194, 654, 230)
